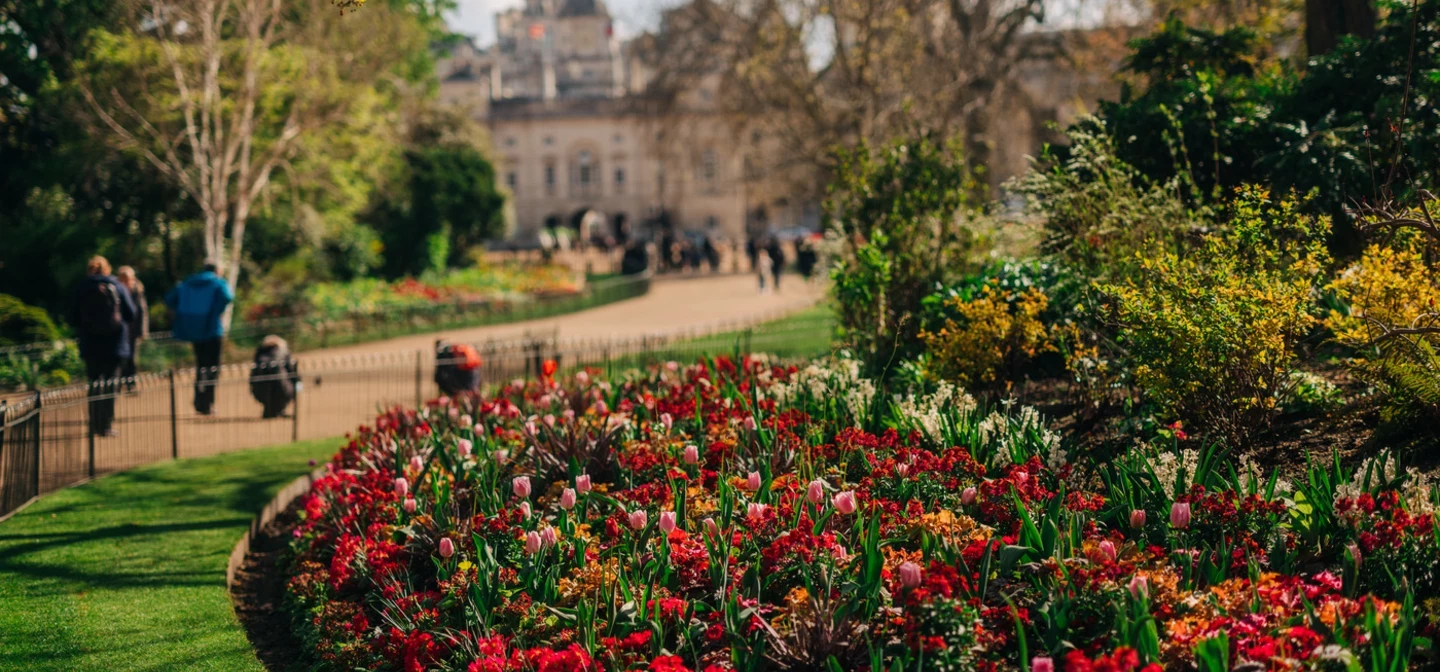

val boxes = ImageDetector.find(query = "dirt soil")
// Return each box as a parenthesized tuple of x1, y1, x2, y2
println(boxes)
(231, 499, 307, 672)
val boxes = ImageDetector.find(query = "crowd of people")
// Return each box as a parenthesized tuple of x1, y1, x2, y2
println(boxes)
(70, 256, 299, 436)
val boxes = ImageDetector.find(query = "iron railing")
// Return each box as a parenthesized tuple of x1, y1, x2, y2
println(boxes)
(0, 310, 835, 520)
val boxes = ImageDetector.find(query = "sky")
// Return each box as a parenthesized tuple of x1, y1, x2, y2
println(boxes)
(448, 0, 671, 45)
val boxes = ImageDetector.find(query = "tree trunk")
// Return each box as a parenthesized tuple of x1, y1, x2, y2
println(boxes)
(1305, 0, 1376, 56)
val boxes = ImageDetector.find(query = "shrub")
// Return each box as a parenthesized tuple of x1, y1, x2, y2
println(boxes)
(1327, 199, 1440, 424)
(919, 284, 1054, 391)
(826, 133, 982, 376)
(1098, 188, 1330, 444)
(0, 293, 61, 347)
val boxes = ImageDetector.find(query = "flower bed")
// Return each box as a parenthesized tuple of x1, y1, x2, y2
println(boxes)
(245, 265, 581, 321)
(282, 357, 1433, 671)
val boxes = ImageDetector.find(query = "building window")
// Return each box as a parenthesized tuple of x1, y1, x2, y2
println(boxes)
(613, 134, 623, 144)
(614, 167, 625, 193)
(705, 216, 719, 230)
(506, 171, 518, 191)
(577, 150, 593, 187)
(701, 149, 718, 182)
(543, 136, 554, 146)
(505, 136, 517, 147)
(545, 163, 556, 194)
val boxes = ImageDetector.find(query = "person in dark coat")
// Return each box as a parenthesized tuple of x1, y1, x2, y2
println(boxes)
(116, 266, 149, 391)
(766, 237, 785, 292)
(434, 339, 482, 397)
(250, 335, 300, 419)
(71, 255, 137, 436)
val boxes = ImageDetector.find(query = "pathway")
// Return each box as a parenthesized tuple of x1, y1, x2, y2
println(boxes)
(26, 274, 825, 495)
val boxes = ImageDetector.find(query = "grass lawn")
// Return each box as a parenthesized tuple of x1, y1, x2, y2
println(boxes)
(0, 438, 342, 672)
(679, 301, 837, 358)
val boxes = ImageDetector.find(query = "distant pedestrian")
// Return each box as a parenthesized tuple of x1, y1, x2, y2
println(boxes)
(165, 261, 234, 415)
(250, 335, 300, 419)
(434, 339, 482, 397)
(766, 237, 785, 292)
(756, 249, 772, 294)
(71, 255, 137, 437)
(115, 266, 149, 391)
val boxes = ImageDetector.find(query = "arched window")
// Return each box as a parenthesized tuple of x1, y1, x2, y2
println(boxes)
(577, 150, 593, 186)
(701, 149, 718, 182)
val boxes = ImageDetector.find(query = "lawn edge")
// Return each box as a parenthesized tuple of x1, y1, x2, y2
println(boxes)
(225, 466, 325, 590)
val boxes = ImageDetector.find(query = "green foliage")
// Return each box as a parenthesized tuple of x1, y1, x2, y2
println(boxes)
(0, 294, 61, 346)
(1098, 189, 1331, 444)
(367, 114, 508, 278)
(1007, 123, 1202, 284)
(825, 133, 981, 376)
(1098, 1, 1440, 249)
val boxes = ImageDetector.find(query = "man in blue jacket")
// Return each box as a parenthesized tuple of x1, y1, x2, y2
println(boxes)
(72, 256, 138, 436)
(165, 262, 234, 415)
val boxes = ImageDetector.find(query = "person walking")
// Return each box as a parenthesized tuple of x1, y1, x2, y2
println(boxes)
(71, 256, 137, 437)
(165, 261, 233, 415)
(756, 248, 772, 295)
(115, 266, 149, 391)
(766, 237, 785, 293)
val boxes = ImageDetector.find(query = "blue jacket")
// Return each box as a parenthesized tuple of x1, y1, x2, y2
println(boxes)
(165, 271, 234, 342)
(72, 274, 138, 360)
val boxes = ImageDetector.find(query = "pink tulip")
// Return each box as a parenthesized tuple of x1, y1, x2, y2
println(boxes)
(747, 502, 768, 521)
(525, 421, 537, 435)
(746, 471, 762, 492)
(460, 414, 472, 428)
(576, 371, 590, 386)
(961, 487, 978, 505)
(403, 497, 416, 514)
(560, 488, 577, 510)
(807, 479, 825, 505)
(513, 476, 532, 499)
(538, 394, 552, 407)
(540, 526, 558, 548)
(743, 416, 758, 431)
(666, 361, 679, 372)
(684, 444, 700, 465)
(660, 413, 673, 432)
(703, 518, 720, 538)
(628, 510, 648, 531)
(595, 400, 609, 414)
(896, 463, 910, 478)
(1098, 540, 1117, 562)
(1347, 543, 1362, 570)
(659, 511, 678, 533)
(492, 449, 509, 464)
(563, 409, 575, 421)
(1128, 574, 1149, 599)
(1130, 509, 1146, 529)
(448, 407, 459, 418)
(394, 477, 409, 497)
(525, 530, 542, 555)
(899, 561, 923, 589)
(474, 422, 486, 435)
(543, 414, 556, 428)
(457, 439, 473, 458)
(1170, 502, 1191, 530)
(1032, 657, 1055, 672)
(519, 501, 532, 519)
(439, 537, 455, 559)
(1013, 469, 1029, 485)
(576, 474, 592, 493)
(833, 491, 858, 515)
(410, 455, 423, 473)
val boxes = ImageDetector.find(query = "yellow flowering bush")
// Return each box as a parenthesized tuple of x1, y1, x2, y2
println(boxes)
(919, 284, 1054, 390)
(1328, 207, 1440, 422)
(1099, 188, 1330, 443)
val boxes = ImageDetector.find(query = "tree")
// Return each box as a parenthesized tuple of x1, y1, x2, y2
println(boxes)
(74, 0, 422, 319)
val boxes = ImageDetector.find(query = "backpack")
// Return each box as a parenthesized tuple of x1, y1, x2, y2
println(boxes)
(79, 281, 123, 337)
(452, 344, 482, 371)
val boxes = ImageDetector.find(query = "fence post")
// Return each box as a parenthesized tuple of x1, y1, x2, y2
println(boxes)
(168, 369, 179, 460)
(86, 382, 96, 481)
(32, 391, 42, 500)
(414, 350, 423, 410)
(292, 368, 300, 443)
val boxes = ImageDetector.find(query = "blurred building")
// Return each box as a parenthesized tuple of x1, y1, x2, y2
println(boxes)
(436, 0, 780, 245)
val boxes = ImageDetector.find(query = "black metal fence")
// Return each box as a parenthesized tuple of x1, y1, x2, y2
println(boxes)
(0, 310, 834, 520)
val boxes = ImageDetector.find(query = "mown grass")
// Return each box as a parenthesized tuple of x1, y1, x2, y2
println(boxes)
(0, 437, 342, 672)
